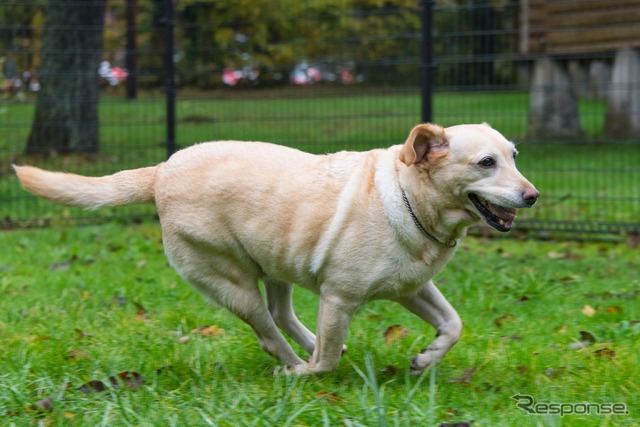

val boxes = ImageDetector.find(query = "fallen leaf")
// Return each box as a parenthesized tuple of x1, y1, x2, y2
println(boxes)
(516, 365, 527, 374)
(606, 306, 622, 314)
(192, 325, 225, 337)
(475, 382, 501, 393)
(445, 408, 462, 417)
(450, 368, 476, 385)
(66, 350, 90, 360)
(31, 397, 53, 413)
(558, 275, 581, 284)
(316, 392, 344, 402)
(569, 330, 596, 349)
(594, 347, 616, 359)
(544, 367, 566, 378)
(77, 371, 144, 394)
(383, 324, 408, 344)
(133, 302, 149, 321)
(112, 295, 128, 307)
(579, 330, 597, 343)
(49, 260, 72, 271)
(581, 305, 597, 317)
(547, 251, 566, 259)
(494, 314, 517, 328)
(586, 290, 613, 299)
(77, 380, 108, 394)
(500, 334, 522, 341)
(112, 371, 144, 390)
(155, 365, 174, 375)
(74, 328, 93, 340)
(380, 365, 397, 376)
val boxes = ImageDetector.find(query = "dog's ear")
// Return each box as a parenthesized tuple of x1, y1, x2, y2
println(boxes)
(399, 123, 449, 166)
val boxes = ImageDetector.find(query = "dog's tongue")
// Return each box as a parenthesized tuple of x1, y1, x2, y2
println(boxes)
(489, 203, 517, 225)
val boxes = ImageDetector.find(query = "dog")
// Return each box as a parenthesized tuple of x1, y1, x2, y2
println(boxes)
(14, 123, 538, 375)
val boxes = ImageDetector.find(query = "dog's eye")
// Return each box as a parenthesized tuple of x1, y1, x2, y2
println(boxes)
(478, 157, 495, 168)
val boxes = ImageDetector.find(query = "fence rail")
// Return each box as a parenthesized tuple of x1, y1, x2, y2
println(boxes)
(1, 1, 638, 238)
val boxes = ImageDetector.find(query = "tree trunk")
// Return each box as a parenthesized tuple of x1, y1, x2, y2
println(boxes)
(26, 0, 106, 155)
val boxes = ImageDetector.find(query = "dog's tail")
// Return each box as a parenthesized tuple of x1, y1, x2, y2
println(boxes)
(13, 164, 158, 210)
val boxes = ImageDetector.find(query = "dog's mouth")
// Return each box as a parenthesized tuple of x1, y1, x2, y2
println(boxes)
(468, 193, 517, 232)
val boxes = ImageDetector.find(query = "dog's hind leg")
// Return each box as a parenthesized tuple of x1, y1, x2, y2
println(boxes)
(177, 262, 305, 368)
(265, 279, 317, 354)
(209, 279, 306, 368)
(164, 237, 304, 368)
(395, 280, 463, 374)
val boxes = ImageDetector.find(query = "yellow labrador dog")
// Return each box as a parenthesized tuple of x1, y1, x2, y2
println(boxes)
(14, 123, 538, 375)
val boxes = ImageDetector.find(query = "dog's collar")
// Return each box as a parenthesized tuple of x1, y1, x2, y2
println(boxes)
(401, 189, 457, 248)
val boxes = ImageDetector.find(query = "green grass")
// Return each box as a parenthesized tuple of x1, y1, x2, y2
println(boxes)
(1, 223, 639, 425)
(1, 90, 639, 228)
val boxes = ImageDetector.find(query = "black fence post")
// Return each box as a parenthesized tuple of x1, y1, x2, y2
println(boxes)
(420, 0, 434, 123)
(125, 0, 138, 100)
(163, 0, 177, 158)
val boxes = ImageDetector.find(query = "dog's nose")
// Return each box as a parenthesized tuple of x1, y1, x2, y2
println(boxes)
(522, 188, 539, 206)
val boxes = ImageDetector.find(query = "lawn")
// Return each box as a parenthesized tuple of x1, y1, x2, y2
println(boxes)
(1, 223, 638, 425)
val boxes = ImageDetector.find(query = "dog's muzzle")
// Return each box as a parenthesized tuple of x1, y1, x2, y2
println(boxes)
(468, 193, 518, 232)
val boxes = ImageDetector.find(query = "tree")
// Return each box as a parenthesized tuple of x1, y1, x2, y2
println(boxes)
(26, 0, 106, 155)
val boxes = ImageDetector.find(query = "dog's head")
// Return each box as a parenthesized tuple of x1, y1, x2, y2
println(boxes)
(399, 123, 539, 232)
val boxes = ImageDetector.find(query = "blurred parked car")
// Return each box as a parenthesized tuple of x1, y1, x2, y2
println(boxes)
(289, 61, 360, 85)
(99, 61, 128, 86)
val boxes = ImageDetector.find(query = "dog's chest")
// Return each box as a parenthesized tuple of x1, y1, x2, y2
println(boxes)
(367, 246, 455, 299)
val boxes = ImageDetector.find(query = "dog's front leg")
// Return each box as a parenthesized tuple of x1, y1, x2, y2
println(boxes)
(287, 293, 357, 375)
(395, 281, 462, 374)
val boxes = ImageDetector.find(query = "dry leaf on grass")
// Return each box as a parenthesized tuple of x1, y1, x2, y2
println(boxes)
(133, 301, 149, 321)
(77, 371, 144, 395)
(316, 392, 345, 402)
(383, 324, 408, 344)
(494, 314, 517, 328)
(31, 397, 53, 413)
(66, 349, 90, 360)
(569, 330, 596, 349)
(594, 347, 616, 359)
(581, 305, 597, 317)
(73, 328, 93, 340)
(449, 368, 476, 385)
(191, 325, 225, 337)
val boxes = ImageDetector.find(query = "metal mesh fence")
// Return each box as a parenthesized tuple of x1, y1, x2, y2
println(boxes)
(1, 1, 638, 237)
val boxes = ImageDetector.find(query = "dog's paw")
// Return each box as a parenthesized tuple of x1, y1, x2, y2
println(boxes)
(278, 361, 338, 376)
(409, 349, 439, 375)
(278, 363, 317, 376)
